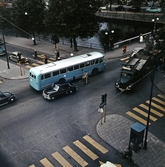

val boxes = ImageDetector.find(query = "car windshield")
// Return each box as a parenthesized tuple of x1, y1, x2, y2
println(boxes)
(53, 84, 59, 91)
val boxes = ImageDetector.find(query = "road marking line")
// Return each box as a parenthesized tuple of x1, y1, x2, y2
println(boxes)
(52, 151, 72, 167)
(49, 57, 55, 60)
(37, 61, 44, 64)
(26, 65, 33, 69)
(139, 104, 163, 117)
(133, 107, 157, 121)
(126, 111, 150, 125)
(83, 135, 108, 154)
(120, 57, 129, 61)
(152, 97, 165, 106)
(63, 145, 88, 167)
(40, 158, 54, 167)
(29, 165, 36, 167)
(146, 100, 165, 112)
(32, 63, 39, 66)
(158, 94, 165, 99)
(73, 140, 98, 160)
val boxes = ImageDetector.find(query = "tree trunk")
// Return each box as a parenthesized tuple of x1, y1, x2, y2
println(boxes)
(73, 36, 78, 51)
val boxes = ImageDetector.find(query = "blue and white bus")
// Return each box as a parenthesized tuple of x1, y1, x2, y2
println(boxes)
(29, 51, 106, 91)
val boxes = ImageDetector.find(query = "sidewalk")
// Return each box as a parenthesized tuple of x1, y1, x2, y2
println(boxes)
(1, 36, 164, 167)
(96, 114, 165, 167)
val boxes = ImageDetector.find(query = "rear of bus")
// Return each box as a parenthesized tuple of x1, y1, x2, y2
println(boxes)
(29, 68, 42, 91)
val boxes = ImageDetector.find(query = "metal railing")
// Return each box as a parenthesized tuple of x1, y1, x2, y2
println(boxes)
(96, 11, 165, 24)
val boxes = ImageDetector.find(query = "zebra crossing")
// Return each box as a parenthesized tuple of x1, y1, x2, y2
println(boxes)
(126, 94, 165, 125)
(26, 54, 56, 69)
(29, 135, 121, 167)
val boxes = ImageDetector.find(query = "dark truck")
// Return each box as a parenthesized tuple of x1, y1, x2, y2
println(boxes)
(115, 51, 157, 91)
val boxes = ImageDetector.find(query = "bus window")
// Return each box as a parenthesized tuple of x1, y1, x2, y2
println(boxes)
(91, 60, 95, 65)
(95, 59, 99, 64)
(67, 66, 73, 72)
(60, 68, 66, 74)
(41, 73, 51, 80)
(100, 58, 103, 62)
(74, 65, 79, 70)
(53, 71, 59, 76)
(80, 63, 84, 68)
(85, 61, 90, 66)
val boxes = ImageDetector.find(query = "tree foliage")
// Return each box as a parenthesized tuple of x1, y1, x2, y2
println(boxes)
(12, 0, 46, 34)
(46, 0, 101, 39)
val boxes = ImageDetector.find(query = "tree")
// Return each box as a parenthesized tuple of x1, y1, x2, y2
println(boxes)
(12, 0, 46, 45)
(46, 0, 101, 51)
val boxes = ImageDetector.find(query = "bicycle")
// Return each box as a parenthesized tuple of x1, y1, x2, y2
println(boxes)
(78, 76, 90, 86)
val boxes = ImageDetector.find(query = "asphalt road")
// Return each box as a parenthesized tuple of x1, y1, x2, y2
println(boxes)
(1, 44, 165, 167)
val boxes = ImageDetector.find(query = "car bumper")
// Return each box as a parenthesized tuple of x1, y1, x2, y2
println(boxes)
(42, 92, 51, 100)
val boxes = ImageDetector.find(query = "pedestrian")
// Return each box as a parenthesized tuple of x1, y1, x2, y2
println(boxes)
(139, 33, 143, 43)
(122, 45, 127, 53)
(34, 50, 37, 59)
(44, 55, 47, 64)
(70, 38, 72, 48)
(55, 50, 60, 61)
(82, 71, 88, 84)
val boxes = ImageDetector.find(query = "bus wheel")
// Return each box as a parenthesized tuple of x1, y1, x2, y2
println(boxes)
(92, 68, 98, 76)
(58, 78, 66, 83)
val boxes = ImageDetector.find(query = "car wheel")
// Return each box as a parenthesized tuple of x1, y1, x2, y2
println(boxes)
(51, 96, 55, 100)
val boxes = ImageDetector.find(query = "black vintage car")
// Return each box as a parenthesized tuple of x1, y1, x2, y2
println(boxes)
(0, 91, 16, 106)
(42, 82, 78, 100)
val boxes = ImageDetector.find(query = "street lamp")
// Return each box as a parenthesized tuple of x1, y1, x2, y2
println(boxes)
(152, 17, 159, 37)
(0, 16, 10, 69)
(25, 12, 36, 45)
(143, 68, 155, 150)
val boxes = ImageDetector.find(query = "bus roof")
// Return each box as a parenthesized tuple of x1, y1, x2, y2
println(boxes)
(29, 52, 104, 74)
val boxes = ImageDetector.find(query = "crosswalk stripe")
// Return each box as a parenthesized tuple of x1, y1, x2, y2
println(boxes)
(63, 145, 88, 167)
(158, 94, 165, 99)
(49, 57, 55, 61)
(73, 140, 99, 160)
(37, 61, 44, 65)
(52, 151, 72, 167)
(29, 165, 36, 167)
(48, 60, 53, 63)
(32, 63, 39, 66)
(133, 107, 157, 121)
(146, 100, 165, 112)
(25, 65, 33, 69)
(139, 104, 163, 117)
(83, 135, 108, 154)
(38, 54, 45, 58)
(40, 158, 54, 167)
(126, 111, 150, 125)
(152, 97, 165, 106)
(120, 57, 130, 61)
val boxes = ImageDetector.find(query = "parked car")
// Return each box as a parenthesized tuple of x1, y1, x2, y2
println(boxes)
(0, 46, 6, 56)
(115, 5, 125, 11)
(0, 91, 16, 106)
(42, 81, 78, 100)
(128, 7, 141, 12)
(146, 6, 162, 13)
(8, 51, 29, 63)
(130, 47, 145, 57)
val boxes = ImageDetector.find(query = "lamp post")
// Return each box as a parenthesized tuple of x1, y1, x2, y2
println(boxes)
(0, 16, 10, 69)
(143, 68, 155, 150)
(25, 12, 36, 45)
(152, 17, 159, 37)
